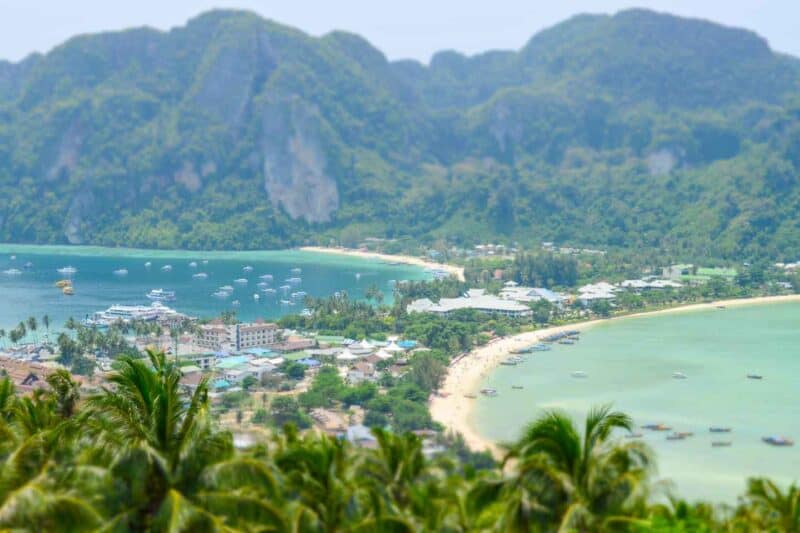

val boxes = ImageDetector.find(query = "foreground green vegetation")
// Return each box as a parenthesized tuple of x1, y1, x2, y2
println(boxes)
(2, 9, 800, 260)
(0, 350, 795, 531)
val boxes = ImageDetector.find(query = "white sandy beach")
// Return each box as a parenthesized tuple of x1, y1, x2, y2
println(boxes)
(299, 246, 465, 281)
(430, 294, 800, 457)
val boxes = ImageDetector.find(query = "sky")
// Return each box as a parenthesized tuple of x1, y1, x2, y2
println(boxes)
(0, 0, 798, 63)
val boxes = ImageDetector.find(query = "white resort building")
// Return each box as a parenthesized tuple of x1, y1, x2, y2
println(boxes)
(407, 289, 532, 318)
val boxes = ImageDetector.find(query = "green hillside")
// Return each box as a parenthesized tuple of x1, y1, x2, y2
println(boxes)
(1, 8, 800, 259)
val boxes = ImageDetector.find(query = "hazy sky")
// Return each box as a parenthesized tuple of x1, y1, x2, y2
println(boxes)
(0, 0, 798, 63)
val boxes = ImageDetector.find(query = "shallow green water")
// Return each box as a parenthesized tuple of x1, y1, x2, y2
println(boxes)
(473, 303, 800, 502)
(0, 245, 428, 332)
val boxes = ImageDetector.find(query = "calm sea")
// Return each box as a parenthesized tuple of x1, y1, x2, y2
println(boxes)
(0, 245, 429, 332)
(472, 302, 800, 502)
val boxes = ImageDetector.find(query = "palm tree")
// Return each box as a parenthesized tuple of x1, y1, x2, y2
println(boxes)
(0, 329, 5, 348)
(42, 315, 50, 343)
(497, 405, 654, 531)
(736, 477, 800, 531)
(86, 349, 285, 530)
(27, 317, 37, 344)
(16, 322, 26, 344)
(46, 370, 81, 419)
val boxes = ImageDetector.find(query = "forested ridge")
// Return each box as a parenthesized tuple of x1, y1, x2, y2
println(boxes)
(2, 8, 800, 259)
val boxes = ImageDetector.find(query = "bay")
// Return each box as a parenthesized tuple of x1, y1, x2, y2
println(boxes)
(472, 302, 800, 502)
(0, 244, 428, 332)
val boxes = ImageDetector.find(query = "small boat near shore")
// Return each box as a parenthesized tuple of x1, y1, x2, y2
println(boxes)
(189, 261, 197, 268)
(511, 385, 524, 390)
(642, 424, 672, 431)
(747, 374, 763, 380)
(192, 272, 208, 279)
(57, 266, 77, 275)
(113, 268, 128, 276)
(480, 388, 498, 397)
(709, 427, 732, 433)
(212, 291, 230, 299)
(672, 371, 687, 379)
(62, 286, 74, 295)
(666, 432, 693, 441)
(625, 432, 643, 439)
(161, 265, 172, 272)
(464, 393, 477, 399)
(571, 371, 588, 378)
(762, 436, 794, 447)
(243, 266, 253, 273)
(55, 279, 72, 288)
(234, 278, 248, 284)
(712, 441, 732, 447)
(3, 268, 22, 275)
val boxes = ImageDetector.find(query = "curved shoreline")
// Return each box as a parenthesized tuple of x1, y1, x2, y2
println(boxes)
(299, 246, 465, 281)
(430, 294, 800, 456)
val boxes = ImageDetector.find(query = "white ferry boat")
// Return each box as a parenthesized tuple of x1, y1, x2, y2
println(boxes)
(146, 288, 176, 302)
(84, 302, 187, 327)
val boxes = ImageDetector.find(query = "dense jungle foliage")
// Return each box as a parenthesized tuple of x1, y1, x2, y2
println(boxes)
(2, 9, 800, 260)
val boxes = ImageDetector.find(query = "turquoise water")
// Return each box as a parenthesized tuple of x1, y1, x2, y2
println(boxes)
(473, 303, 800, 502)
(0, 245, 428, 332)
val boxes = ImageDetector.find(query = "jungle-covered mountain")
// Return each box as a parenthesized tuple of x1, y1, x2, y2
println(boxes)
(1, 8, 800, 259)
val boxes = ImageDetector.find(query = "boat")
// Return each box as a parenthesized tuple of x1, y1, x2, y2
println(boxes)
(262, 288, 277, 295)
(747, 374, 763, 380)
(666, 433, 687, 441)
(292, 291, 307, 298)
(709, 427, 732, 433)
(716, 305, 726, 310)
(219, 285, 234, 292)
(2, 268, 22, 275)
(259, 274, 273, 281)
(280, 299, 292, 305)
(192, 272, 208, 279)
(212, 291, 230, 299)
(253, 293, 260, 300)
(160, 265, 172, 272)
(55, 279, 72, 288)
(672, 372, 688, 379)
(464, 393, 477, 399)
(762, 436, 794, 447)
(279, 284, 291, 292)
(243, 266, 253, 273)
(23, 262, 33, 269)
(231, 300, 240, 307)
(355, 272, 361, 280)
(531, 343, 551, 352)
(712, 441, 732, 447)
(144, 261, 152, 268)
(559, 339, 575, 345)
(291, 267, 301, 275)
(500, 359, 518, 366)
(57, 266, 77, 275)
(9, 255, 15, 260)
(571, 371, 588, 378)
(201, 260, 208, 265)
(113, 269, 128, 276)
(62, 286, 74, 296)
(511, 385, 524, 390)
(642, 424, 672, 431)
(234, 278, 248, 284)
(146, 289, 176, 302)
(625, 433, 644, 439)
(286, 277, 302, 284)
(189, 261, 197, 268)
(480, 388, 498, 397)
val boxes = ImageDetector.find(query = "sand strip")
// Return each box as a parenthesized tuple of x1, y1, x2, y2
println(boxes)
(299, 246, 465, 281)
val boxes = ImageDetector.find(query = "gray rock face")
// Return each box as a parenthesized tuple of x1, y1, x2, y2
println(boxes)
(63, 188, 95, 244)
(261, 96, 339, 223)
